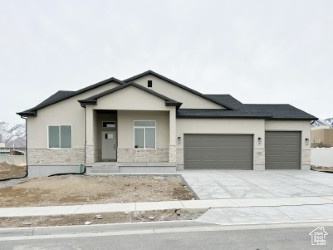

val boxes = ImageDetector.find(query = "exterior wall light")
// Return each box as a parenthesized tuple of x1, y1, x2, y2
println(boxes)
(258, 137, 262, 145)
(177, 136, 182, 145)
(305, 138, 309, 145)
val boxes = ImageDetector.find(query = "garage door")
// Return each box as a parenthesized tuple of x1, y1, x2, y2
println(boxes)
(265, 131, 301, 169)
(184, 134, 253, 169)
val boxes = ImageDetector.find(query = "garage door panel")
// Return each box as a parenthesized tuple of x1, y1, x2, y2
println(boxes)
(184, 134, 253, 170)
(186, 162, 204, 169)
(265, 131, 301, 169)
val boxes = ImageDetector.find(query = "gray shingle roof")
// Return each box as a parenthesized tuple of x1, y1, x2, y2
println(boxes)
(243, 104, 317, 120)
(177, 103, 317, 120)
(205, 94, 243, 110)
(17, 77, 123, 116)
(176, 109, 271, 119)
(17, 70, 317, 121)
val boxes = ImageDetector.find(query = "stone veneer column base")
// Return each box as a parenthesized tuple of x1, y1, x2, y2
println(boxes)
(176, 148, 183, 165)
(85, 145, 95, 164)
(169, 145, 177, 163)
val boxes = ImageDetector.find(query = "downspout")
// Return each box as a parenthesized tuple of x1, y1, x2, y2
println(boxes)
(0, 116, 28, 181)
(84, 105, 87, 165)
(23, 116, 28, 177)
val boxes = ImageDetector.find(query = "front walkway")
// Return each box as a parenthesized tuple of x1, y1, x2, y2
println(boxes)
(181, 170, 333, 199)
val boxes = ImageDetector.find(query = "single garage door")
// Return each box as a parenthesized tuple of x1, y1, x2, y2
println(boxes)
(265, 131, 301, 169)
(184, 134, 253, 170)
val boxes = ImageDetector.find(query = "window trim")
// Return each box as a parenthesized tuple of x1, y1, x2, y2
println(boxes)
(47, 125, 72, 149)
(102, 121, 116, 128)
(133, 120, 156, 149)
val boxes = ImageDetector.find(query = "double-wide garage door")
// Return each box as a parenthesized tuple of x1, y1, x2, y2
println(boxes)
(184, 134, 253, 170)
(265, 131, 301, 169)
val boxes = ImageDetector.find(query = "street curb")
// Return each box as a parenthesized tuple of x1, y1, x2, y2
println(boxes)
(0, 220, 202, 237)
(1, 220, 333, 240)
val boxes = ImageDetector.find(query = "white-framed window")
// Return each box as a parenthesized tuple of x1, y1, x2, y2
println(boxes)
(48, 125, 72, 148)
(102, 121, 116, 128)
(134, 120, 156, 149)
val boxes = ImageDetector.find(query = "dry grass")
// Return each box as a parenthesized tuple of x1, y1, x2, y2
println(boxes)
(0, 175, 197, 207)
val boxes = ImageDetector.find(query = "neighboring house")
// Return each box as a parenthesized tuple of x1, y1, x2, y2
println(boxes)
(311, 126, 333, 147)
(18, 70, 317, 177)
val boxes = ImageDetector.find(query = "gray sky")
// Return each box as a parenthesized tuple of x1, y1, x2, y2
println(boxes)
(1, 0, 332, 124)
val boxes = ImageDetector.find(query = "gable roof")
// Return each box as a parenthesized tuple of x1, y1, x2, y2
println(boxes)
(177, 104, 317, 120)
(124, 70, 233, 109)
(78, 82, 183, 108)
(17, 77, 123, 117)
(17, 70, 317, 121)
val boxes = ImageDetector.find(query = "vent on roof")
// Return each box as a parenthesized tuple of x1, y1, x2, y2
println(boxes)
(147, 80, 152, 88)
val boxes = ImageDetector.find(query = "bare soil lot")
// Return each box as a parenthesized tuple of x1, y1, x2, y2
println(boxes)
(0, 175, 197, 207)
(0, 209, 206, 228)
(0, 162, 26, 179)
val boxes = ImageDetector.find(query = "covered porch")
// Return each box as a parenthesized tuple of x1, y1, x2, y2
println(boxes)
(84, 108, 177, 173)
(85, 108, 176, 163)
(78, 82, 180, 172)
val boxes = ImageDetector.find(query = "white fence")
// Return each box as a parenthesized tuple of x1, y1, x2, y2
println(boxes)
(311, 148, 333, 167)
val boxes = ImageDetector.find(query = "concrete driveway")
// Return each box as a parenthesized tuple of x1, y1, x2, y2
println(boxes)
(181, 170, 333, 199)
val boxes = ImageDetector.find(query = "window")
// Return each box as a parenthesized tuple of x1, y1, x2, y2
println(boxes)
(102, 121, 116, 128)
(48, 125, 72, 148)
(134, 120, 155, 148)
(147, 80, 153, 88)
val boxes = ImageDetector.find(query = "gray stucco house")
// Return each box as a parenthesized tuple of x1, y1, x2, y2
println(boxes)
(18, 70, 317, 177)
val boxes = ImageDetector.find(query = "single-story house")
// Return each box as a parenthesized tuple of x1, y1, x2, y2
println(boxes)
(18, 70, 317, 177)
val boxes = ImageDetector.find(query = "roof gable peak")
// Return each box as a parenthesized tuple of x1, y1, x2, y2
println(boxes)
(124, 70, 232, 110)
(78, 81, 182, 108)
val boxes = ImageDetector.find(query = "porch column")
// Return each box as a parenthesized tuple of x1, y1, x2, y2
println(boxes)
(169, 108, 177, 163)
(85, 106, 96, 163)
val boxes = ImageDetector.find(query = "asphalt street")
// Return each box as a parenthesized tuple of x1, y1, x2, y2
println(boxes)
(1, 225, 332, 250)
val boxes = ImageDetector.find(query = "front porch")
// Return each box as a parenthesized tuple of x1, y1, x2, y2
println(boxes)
(84, 108, 177, 167)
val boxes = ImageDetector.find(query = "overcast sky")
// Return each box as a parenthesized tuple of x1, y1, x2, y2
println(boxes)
(1, 0, 332, 124)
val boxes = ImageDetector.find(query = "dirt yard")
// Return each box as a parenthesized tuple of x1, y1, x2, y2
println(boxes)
(0, 162, 26, 179)
(0, 175, 197, 207)
(0, 209, 206, 228)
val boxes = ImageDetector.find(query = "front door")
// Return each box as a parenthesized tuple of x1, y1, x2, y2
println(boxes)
(102, 131, 116, 161)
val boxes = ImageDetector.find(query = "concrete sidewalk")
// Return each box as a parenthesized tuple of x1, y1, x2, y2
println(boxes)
(1, 196, 333, 218)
